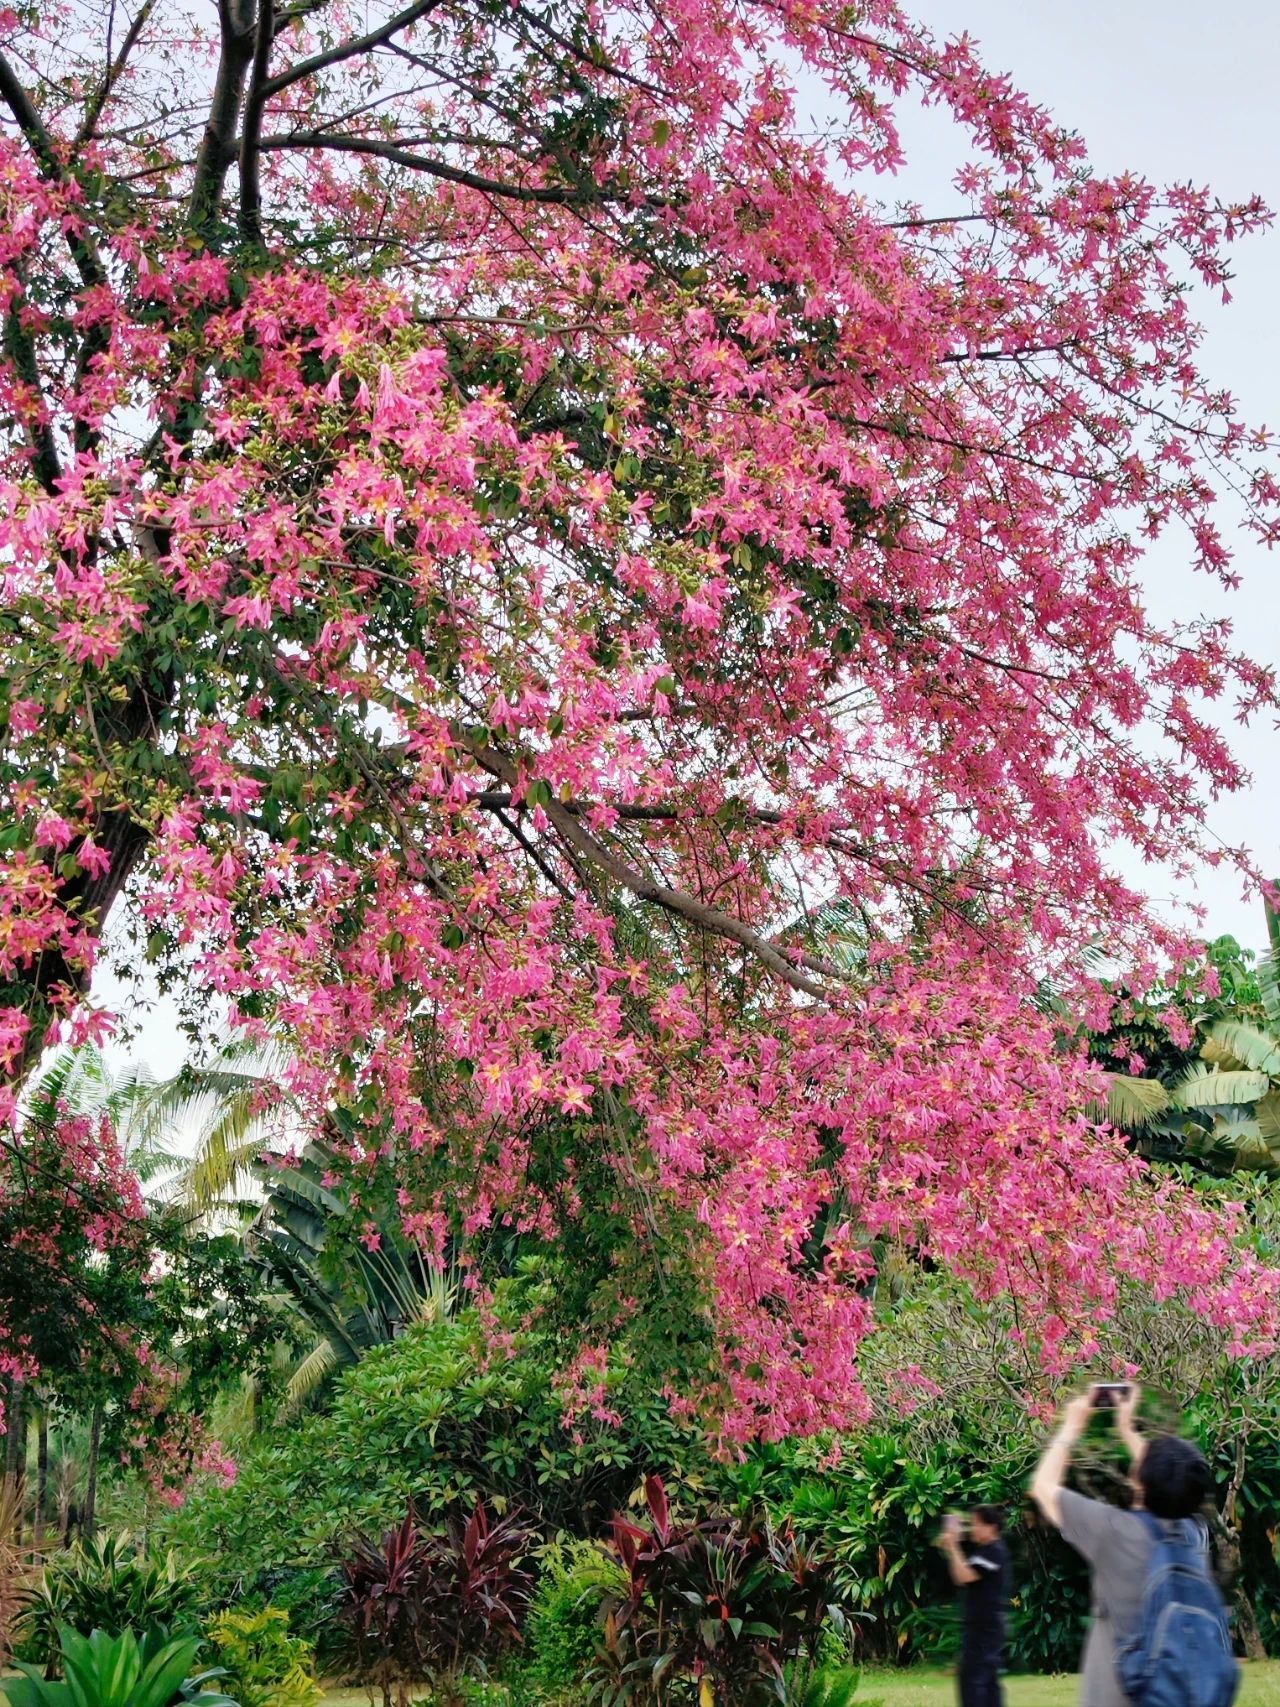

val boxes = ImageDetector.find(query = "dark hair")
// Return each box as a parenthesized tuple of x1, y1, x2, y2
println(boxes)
(1137, 1435, 1212, 1520)
(971, 1504, 1006, 1534)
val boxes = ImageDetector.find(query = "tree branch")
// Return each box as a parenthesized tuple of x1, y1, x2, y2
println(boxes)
(75, 0, 158, 147)
(463, 737, 835, 1000)
(238, 0, 276, 243)
(256, 130, 630, 206)
(471, 790, 785, 826)
(0, 51, 106, 287)
(261, 0, 443, 97)
(189, 0, 258, 235)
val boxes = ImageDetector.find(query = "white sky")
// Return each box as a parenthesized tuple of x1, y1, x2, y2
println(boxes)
(900, 0, 1280, 948)
(99, 0, 1280, 1079)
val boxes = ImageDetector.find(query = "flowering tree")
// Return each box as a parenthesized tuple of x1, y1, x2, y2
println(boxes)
(3, 0, 1280, 1441)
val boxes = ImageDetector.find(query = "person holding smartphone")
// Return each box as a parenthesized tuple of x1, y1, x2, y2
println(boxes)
(1030, 1382, 1215, 1706)
(936, 1504, 1009, 1707)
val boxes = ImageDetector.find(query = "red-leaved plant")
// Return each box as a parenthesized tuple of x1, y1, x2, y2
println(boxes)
(589, 1475, 849, 1705)
(338, 1501, 532, 1707)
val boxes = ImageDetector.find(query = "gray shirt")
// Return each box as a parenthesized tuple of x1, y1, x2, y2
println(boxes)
(1058, 1489, 1158, 1707)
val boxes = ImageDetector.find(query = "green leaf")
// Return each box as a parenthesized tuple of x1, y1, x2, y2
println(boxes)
(1170, 1065, 1269, 1110)
(1201, 1019, 1280, 1076)
(1104, 1074, 1171, 1130)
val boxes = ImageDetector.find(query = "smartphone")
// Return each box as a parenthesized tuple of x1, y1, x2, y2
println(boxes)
(943, 1512, 964, 1537)
(1090, 1382, 1132, 1409)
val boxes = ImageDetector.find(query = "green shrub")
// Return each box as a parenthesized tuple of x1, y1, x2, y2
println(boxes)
(800, 1668, 872, 1707)
(161, 1312, 701, 1661)
(523, 1541, 626, 1697)
(203, 1607, 320, 1707)
(15, 1533, 204, 1671)
(0, 1625, 238, 1707)
(724, 1433, 1090, 1674)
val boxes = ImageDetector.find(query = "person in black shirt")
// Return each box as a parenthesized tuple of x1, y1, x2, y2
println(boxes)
(937, 1504, 1008, 1707)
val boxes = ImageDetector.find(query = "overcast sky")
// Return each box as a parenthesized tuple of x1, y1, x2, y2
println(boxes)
(98, 0, 1280, 1079)
(899, 0, 1280, 950)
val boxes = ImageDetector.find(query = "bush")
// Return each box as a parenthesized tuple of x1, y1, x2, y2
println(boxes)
(161, 1313, 700, 1661)
(203, 1606, 320, 1707)
(15, 1532, 204, 1672)
(723, 1433, 1090, 1674)
(587, 1475, 848, 1706)
(338, 1502, 533, 1707)
(1, 1625, 238, 1707)
(523, 1541, 627, 1698)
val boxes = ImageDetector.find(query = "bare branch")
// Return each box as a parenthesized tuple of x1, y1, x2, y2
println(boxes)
(471, 789, 785, 826)
(256, 128, 629, 206)
(75, 0, 158, 147)
(261, 0, 443, 98)
(464, 736, 836, 1000)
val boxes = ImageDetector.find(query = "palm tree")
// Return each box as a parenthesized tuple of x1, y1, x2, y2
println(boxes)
(127, 1033, 298, 1220)
(246, 1141, 456, 1410)
(129, 1038, 457, 1412)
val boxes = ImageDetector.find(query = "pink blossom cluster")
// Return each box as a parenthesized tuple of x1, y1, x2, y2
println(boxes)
(2, 0, 1280, 1440)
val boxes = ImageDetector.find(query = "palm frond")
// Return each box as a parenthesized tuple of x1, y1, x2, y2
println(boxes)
(1104, 1074, 1171, 1130)
(1169, 1064, 1270, 1109)
(285, 1339, 344, 1409)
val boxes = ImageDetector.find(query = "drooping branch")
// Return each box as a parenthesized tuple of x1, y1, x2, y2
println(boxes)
(463, 736, 838, 999)
(470, 790, 785, 826)
(255, 130, 635, 205)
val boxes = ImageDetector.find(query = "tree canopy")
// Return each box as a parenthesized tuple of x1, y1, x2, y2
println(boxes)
(3, 0, 1279, 1443)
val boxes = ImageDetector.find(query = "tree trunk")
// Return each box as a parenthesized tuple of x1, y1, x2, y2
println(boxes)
(1235, 1586, 1268, 1661)
(34, 1401, 49, 1551)
(82, 1406, 102, 1541)
(3, 1375, 26, 1548)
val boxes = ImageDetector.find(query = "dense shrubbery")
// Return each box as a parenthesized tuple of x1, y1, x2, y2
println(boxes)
(722, 1433, 1088, 1673)
(14, 1532, 205, 1672)
(523, 1541, 627, 1700)
(338, 1502, 532, 1707)
(161, 1308, 701, 1657)
(203, 1606, 320, 1707)
(586, 1475, 849, 1705)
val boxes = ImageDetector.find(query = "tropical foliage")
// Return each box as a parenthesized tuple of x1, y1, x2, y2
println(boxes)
(0, 1626, 239, 1707)
(1101, 933, 1280, 1172)
(338, 1502, 532, 1707)
(202, 1606, 320, 1707)
(15, 1533, 204, 1672)
(588, 1476, 848, 1706)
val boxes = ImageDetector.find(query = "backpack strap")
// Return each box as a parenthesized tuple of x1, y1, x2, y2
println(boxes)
(1137, 1506, 1210, 1556)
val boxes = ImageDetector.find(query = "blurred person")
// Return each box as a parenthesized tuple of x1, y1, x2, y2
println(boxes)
(937, 1503, 1009, 1707)
(1031, 1382, 1237, 1707)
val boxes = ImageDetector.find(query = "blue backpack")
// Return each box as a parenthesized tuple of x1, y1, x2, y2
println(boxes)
(1115, 1511, 1239, 1707)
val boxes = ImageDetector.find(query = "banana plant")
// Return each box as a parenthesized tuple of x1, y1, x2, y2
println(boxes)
(1105, 898, 1280, 1172)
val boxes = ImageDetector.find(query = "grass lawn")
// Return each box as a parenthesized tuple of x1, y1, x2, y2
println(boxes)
(863, 1661, 1280, 1707)
(318, 1666, 1280, 1706)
